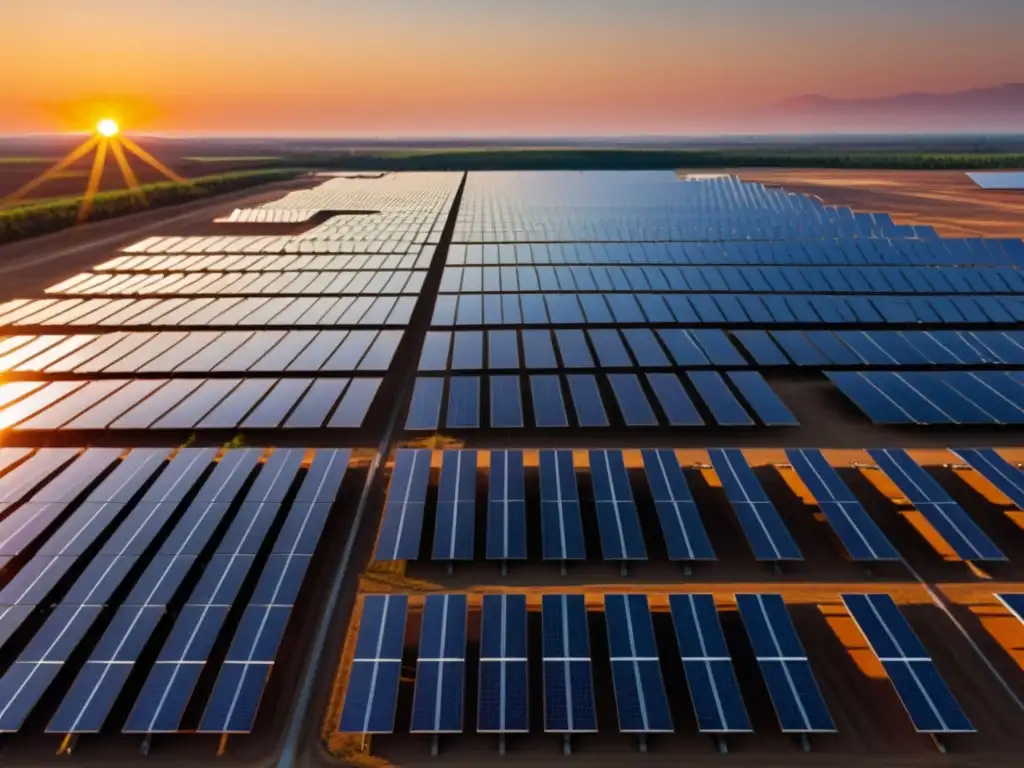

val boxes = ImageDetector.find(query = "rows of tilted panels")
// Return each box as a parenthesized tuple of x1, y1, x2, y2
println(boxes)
(337, 592, 1020, 747)
(369, 448, 1018, 567)
(0, 447, 352, 736)
(452, 173, 932, 240)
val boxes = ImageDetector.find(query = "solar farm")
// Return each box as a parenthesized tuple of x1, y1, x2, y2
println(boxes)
(0, 170, 1023, 766)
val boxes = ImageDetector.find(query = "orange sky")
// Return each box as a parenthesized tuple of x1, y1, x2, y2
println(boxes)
(4, 0, 1023, 135)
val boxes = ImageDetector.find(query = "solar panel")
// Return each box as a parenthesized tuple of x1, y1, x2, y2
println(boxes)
(641, 449, 715, 561)
(338, 594, 409, 733)
(199, 449, 351, 733)
(727, 372, 799, 426)
(478, 594, 529, 733)
(46, 449, 259, 734)
(432, 451, 477, 562)
(374, 449, 432, 561)
(122, 449, 305, 733)
(735, 594, 835, 733)
(539, 450, 585, 562)
(604, 594, 673, 733)
(688, 372, 754, 426)
(530, 375, 569, 428)
(785, 449, 899, 561)
(997, 593, 1024, 626)
(868, 449, 1005, 561)
(490, 375, 524, 428)
(608, 373, 658, 426)
(406, 377, 444, 431)
(542, 594, 597, 733)
(410, 594, 468, 733)
(842, 594, 973, 733)
(953, 449, 1024, 513)
(446, 376, 480, 428)
(708, 449, 802, 561)
(486, 450, 526, 561)
(668, 594, 751, 733)
(589, 450, 647, 561)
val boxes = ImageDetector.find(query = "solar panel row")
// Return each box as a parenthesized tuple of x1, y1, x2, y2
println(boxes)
(99, 252, 433, 273)
(405, 372, 796, 430)
(0, 377, 381, 431)
(339, 591, 975, 738)
(0, 329, 402, 374)
(829, 370, 1024, 425)
(0, 295, 416, 329)
(438, 264, 1024, 295)
(429, 291, 1024, 328)
(446, 237, 1024, 266)
(48, 269, 428, 297)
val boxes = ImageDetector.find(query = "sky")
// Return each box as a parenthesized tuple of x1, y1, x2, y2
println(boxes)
(3, 0, 1024, 136)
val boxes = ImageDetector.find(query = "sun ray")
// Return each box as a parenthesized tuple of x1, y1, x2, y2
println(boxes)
(120, 136, 190, 184)
(109, 137, 145, 203)
(77, 138, 110, 223)
(2, 136, 100, 205)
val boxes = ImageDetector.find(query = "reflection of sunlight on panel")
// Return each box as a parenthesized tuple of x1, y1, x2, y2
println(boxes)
(820, 603, 887, 679)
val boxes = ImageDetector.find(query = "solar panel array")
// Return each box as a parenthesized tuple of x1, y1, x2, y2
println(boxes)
(333, 171, 1024, 760)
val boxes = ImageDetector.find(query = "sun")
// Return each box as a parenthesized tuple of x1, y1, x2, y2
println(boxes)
(96, 118, 120, 138)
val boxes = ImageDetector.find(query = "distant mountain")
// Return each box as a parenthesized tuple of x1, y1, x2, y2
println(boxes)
(768, 83, 1024, 132)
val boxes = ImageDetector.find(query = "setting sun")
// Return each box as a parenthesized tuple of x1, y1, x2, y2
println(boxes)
(96, 118, 119, 138)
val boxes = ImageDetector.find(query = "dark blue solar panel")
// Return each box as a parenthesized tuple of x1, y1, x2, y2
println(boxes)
(542, 594, 597, 732)
(589, 450, 647, 560)
(490, 375, 523, 428)
(709, 449, 802, 561)
(645, 373, 703, 426)
(446, 376, 480, 429)
(621, 328, 670, 367)
(488, 330, 520, 369)
(555, 329, 594, 368)
(827, 371, 917, 425)
(733, 330, 789, 366)
(588, 329, 633, 367)
(338, 594, 409, 733)
(530, 375, 569, 428)
(688, 372, 753, 426)
(868, 449, 1005, 561)
(411, 594, 468, 733)
(785, 449, 898, 561)
(432, 451, 477, 561)
(735, 594, 835, 733)
(955, 449, 1024, 512)
(418, 331, 452, 371)
(690, 329, 746, 366)
(487, 450, 526, 560)
(374, 449, 432, 561)
(668, 594, 751, 732)
(608, 373, 658, 426)
(539, 450, 585, 561)
(406, 377, 444, 431)
(641, 449, 715, 560)
(842, 594, 973, 733)
(566, 374, 609, 427)
(656, 330, 709, 366)
(478, 594, 529, 733)
(727, 372, 799, 426)
(604, 594, 673, 733)
(522, 330, 557, 368)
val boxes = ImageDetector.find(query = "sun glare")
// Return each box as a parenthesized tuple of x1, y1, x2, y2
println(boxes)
(96, 118, 120, 138)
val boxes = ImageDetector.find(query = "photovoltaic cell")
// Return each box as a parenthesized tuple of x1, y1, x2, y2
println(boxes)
(542, 594, 597, 733)
(539, 450, 585, 561)
(478, 594, 529, 733)
(641, 449, 715, 560)
(374, 449, 432, 561)
(589, 450, 647, 560)
(486, 450, 526, 560)
(603, 594, 673, 732)
(410, 594, 468, 733)
(432, 451, 477, 561)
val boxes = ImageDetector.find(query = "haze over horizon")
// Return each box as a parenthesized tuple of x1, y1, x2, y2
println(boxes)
(5, 0, 1023, 136)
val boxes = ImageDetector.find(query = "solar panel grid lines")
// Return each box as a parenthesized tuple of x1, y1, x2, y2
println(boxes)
(477, 594, 529, 733)
(432, 451, 478, 562)
(708, 449, 803, 561)
(410, 594, 469, 734)
(539, 450, 586, 562)
(541, 594, 597, 733)
(841, 594, 974, 733)
(486, 450, 526, 561)
(668, 593, 751, 733)
(374, 449, 432, 561)
(784, 449, 899, 562)
(867, 449, 1006, 562)
(43, 449, 263, 734)
(589, 449, 647, 561)
(640, 449, 715, 561)
(734, 593, 836, 733)
(953, 448, 1024, 513)
(338, 594, 410, 734)
(199, 449, 351, 734)
(122, 449, 306, 734)
(603, 593, 673, 733)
